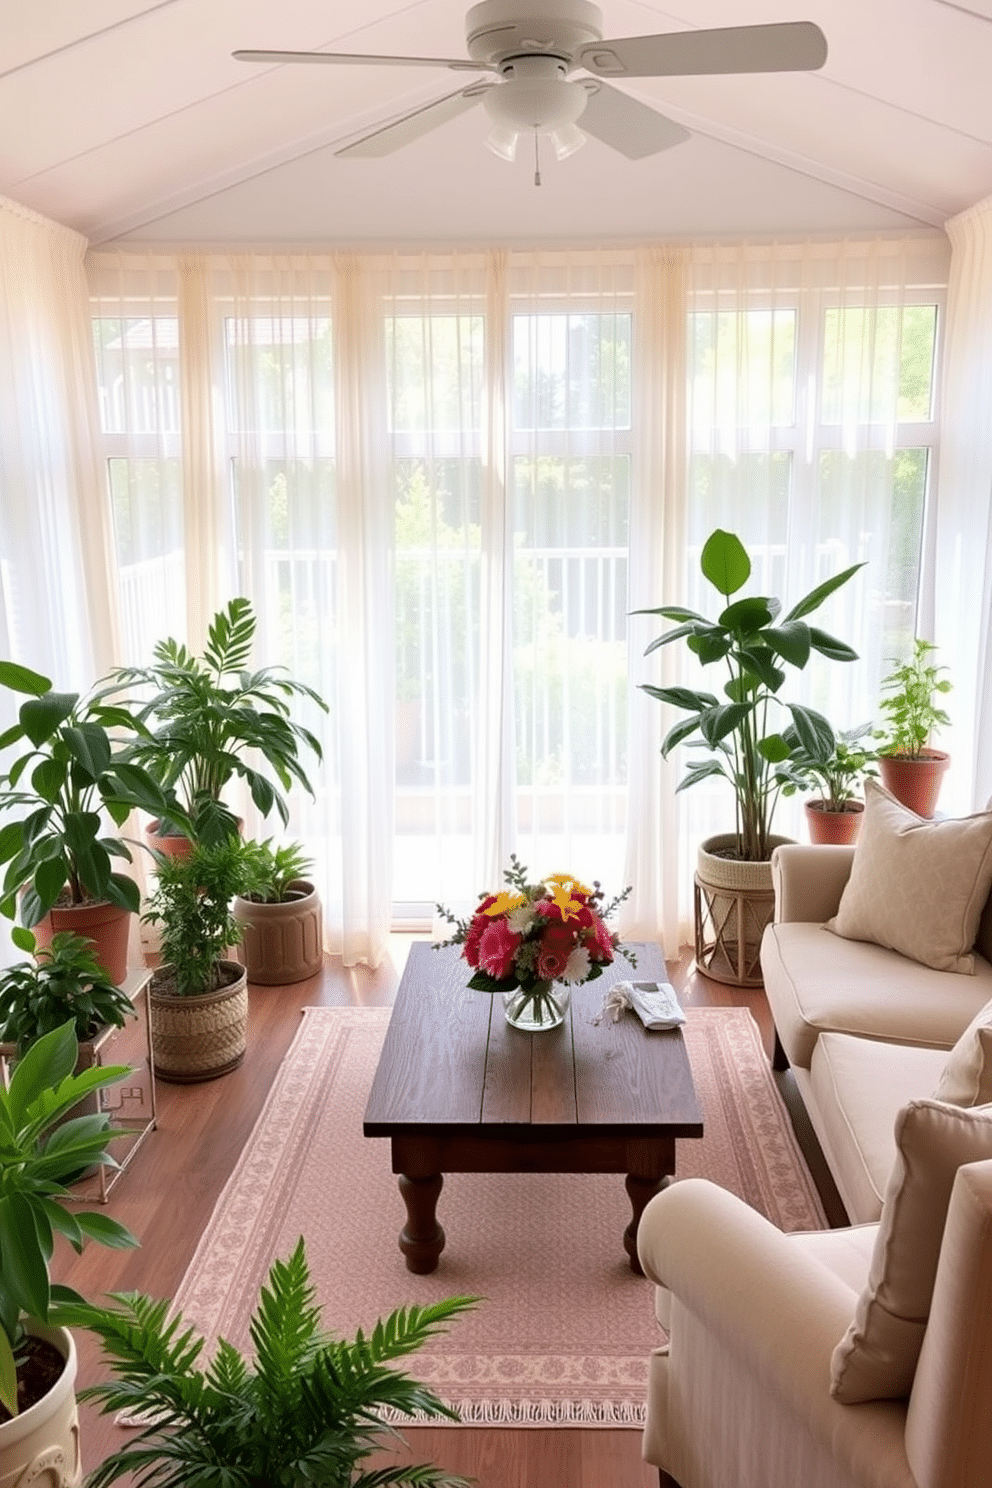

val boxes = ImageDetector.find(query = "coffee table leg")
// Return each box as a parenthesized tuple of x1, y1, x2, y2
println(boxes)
(398, 1172, 445, 1274)
(623, 1173, 669, 1275)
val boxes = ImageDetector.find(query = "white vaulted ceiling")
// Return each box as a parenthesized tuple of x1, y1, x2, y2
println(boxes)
(1, 0, 990, 248)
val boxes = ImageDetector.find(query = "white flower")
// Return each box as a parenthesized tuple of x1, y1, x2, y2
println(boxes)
(562, 946, 591, 984)
(507, 906, 534, 936)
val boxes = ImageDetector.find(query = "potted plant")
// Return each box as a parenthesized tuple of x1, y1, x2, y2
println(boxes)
(0, 662, 177, 984)
(63, 1238, 474, 1488)
(233, 839, 323, 985)
(0, 1021, 138, 1483)
(107, 597, 328, 850)
(638, 529, 863, 984)
(876, 638, 952, 818)
(142, 837, 261, 1083)
(0, 929, 136, 1125)
(778, 722, 878, 845)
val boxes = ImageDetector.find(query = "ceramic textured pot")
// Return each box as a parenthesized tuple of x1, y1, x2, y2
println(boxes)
(0, 1323, 81, 1488)
(694, 833, 793, 987)
(879, 751, 949, 819)
(502, 980, 570, 1031)
(143, 818, 195, 862)
(149, 960, 248, 1083)
(30, 899, 131, 987)
(804, 799, 864, 845)
(232, 881, 323, 985)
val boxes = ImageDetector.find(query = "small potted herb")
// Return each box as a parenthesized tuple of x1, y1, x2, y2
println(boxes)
(876, 638, 952, 817)
(0, 928, 135, 1058)
(233, 840, 323, 985)
(142, 837, 261, 1082)
(778, 722, 878, 844)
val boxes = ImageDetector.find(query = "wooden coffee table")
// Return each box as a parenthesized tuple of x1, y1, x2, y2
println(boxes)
(363, 941, 703, 1275)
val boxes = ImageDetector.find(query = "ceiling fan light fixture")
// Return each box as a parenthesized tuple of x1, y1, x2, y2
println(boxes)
(549, 123, 586, 160)
(485, 122, 519, 161)
(482, 73, 587, 136)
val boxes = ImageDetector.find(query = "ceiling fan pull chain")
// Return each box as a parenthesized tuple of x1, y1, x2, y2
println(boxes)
(533, 129, 541, 187)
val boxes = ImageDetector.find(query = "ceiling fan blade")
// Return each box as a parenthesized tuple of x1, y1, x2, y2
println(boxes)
(335, 86, 488, 159)
(579, 21, 828, 78)
(233, 48, 488, 73)
(579, 82, 690, 159)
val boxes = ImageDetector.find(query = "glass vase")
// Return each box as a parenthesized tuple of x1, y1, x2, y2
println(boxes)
(502, 980, 570, 1031)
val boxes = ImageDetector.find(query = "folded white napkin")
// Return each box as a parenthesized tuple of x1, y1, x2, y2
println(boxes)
(599, 980, 686, 1030)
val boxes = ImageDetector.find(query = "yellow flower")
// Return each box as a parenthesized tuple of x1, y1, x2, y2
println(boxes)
(484, 890, 528, 917)
(547, 882, 585, 921)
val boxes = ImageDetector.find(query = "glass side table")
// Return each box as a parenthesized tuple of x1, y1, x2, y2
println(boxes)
(0, 964, 157, 1203)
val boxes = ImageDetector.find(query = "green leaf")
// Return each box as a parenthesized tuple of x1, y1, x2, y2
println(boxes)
(0, 1193, 51, 1323)
(639, 685, 718, 714)
(719, 595, 777, 636)
(19, 692, 77, 748)
(808, 626, 859, 662)
(783, 561, 866, 621)
(0, 661, 52, 697)
(765, 620, 812, 669)
(699, 702, 752, 746)
(787, 704, 835, 760)
(676, 758, 729, 792)
(660, 715, 706, 757)
(700, 530, 750, 597)
(73, 1211, 139, 1251)
(757, 733, 792, 764)
(0, 1330, 17, 1416)
(688, 628, 732, 665)
(737, 646, 786, 693)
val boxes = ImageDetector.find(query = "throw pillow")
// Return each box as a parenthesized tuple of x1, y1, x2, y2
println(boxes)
(934, 998, 992, 1105)
(830, 1098, 992, 1403)
(826, 779, 992, 973)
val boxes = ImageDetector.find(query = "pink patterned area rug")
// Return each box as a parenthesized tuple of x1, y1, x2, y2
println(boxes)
(173, 1004, 825, 1429)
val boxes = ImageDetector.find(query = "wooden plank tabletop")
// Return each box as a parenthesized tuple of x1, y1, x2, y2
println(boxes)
(364, 941, 703, 1140)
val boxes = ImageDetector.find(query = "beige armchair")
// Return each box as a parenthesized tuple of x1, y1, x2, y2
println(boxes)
(636, 1155, 992, 1488)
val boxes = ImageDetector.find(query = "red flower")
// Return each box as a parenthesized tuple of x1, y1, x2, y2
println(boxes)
(585, 911, 615, 964)
(536, 922, 577, 981)
(463, 899, 497, 967)
(478, 918, 522, 981)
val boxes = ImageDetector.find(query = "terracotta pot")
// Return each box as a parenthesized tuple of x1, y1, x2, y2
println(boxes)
(878, 751, 949, 819)
(143, 818, 195, 862)
(693, 833, 792, 988)
(30, 899, 131, 987)
(149, 960, 248, 1083)
(233, 881, 323, 985)
(804, 799, 864, 846)
(0, 1323, 80, 1487)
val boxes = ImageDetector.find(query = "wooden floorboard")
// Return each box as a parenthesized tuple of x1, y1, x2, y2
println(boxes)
(52, 939, 833, 1487)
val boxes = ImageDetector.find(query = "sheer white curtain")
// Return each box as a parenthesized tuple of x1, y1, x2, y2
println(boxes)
(650, 235, 950, 944)
(0, 199, 116, 681)
(933, 196, 992, 814)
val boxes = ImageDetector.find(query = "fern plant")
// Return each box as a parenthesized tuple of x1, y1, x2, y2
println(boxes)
(107, 597, 328, 846)
(66, 1238, 476, 1488)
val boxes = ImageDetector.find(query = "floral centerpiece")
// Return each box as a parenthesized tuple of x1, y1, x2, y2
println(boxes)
(435, 856, 635, 1030)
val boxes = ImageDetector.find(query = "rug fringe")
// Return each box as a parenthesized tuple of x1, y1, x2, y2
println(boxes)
(380, 1397, 646, 1429)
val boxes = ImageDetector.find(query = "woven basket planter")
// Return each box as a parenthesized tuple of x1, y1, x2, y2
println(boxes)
(694, 834, 792, 988)
(149, 960, 248, 1083)
(233, 881, 323, 985)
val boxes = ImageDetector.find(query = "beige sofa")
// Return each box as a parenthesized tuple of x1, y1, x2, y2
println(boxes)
(637, 1154, 992, 1488)
(760, 836, 992, 1221)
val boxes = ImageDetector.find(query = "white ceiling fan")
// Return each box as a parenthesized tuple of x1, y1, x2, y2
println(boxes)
(234, 1, 828, 179)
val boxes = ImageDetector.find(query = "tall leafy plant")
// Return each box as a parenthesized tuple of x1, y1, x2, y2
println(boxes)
(0, 664, 173, 927)
(108, 598, 328, 845)
(143, 838, 261, 997)
(877, 638, 952, 758)
(638, 529, 864, 861)
(66, 1238, 475, 1488)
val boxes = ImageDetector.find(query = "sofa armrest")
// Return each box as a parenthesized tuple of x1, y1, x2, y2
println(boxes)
(637, 1178, 855, 1372)
(772, 843, 856, 923)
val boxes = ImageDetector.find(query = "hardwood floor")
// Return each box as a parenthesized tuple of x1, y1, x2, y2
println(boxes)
(53, 939, 842, 1487)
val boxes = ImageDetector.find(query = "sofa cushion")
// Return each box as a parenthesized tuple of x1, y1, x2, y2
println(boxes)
(830, 1099, 992, 1403)
(933, 997, 992, 1105)
(826, 780, 992, 974)
(810, 1033, 949, 1223)
(761, 919, 992, 1070)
